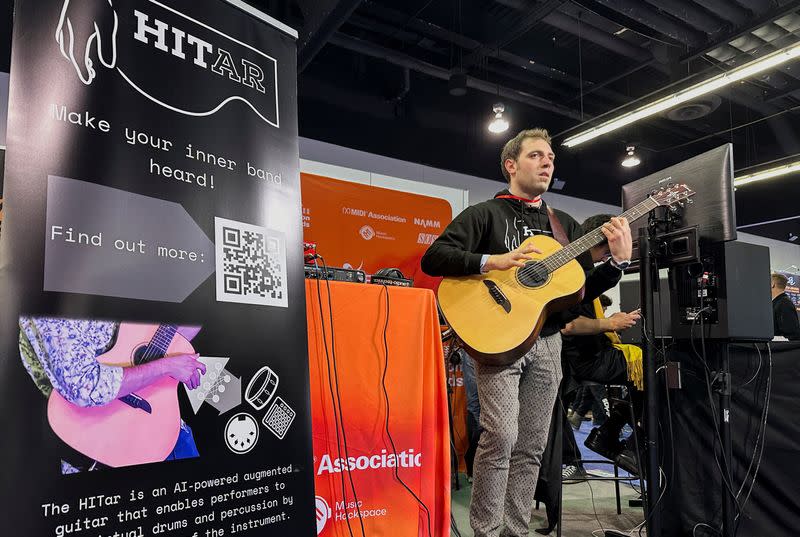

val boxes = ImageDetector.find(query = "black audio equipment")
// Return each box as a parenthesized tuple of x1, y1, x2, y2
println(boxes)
(670, 241, 773, 341)
(304, 264, 366, 283)
(369, 275, 413, 287)
(370, 268, 413, 287)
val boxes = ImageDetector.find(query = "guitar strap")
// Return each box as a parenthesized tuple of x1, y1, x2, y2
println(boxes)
(546, 206, 570, 247)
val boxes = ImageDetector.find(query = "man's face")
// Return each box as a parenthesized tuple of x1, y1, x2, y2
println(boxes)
(506, 137, 555, 196)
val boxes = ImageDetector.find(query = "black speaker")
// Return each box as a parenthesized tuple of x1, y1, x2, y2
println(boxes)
(670, 241, 773, 341)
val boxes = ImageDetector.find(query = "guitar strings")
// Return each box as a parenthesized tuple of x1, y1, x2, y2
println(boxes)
(139, 324, 177, 363)
(515, 202, 652, 280)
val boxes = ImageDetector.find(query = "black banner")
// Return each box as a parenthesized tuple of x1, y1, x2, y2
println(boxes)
(0, 1, 314, 536)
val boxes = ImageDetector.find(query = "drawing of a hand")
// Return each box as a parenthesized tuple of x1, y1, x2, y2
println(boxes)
(55, 0, 118, 85)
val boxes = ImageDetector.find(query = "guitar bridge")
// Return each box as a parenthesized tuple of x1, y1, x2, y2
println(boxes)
(483, 280, 511, 313)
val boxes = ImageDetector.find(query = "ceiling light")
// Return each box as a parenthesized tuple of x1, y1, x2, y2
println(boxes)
(734, 160, 800, 186)
(563, 40, 800, 148)
(621, 146, 641, 168)
(488, 103, 509, 134)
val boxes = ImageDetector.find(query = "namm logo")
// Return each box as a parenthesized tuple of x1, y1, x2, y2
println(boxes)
(414, 217, 441, 229)
(55, 0, 279, 126)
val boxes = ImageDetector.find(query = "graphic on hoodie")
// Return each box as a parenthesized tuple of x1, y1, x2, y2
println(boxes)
(503, 217, 553, 252)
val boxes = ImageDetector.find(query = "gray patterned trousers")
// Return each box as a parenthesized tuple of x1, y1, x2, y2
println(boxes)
(469, 332, 563, 537)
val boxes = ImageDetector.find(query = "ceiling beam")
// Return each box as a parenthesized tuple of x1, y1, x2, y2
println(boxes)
(460, 0, 566, 68)
(581, 0, 706, 48)
(764, 81, 800, 103)
(297, 0, 363, 72)
(641, 0, 727, 36)
(680, 0, 800, 63)
(693, 0, 751, 27)
(543, 10, 651, 62)
(327, 32, 586, 120)
(493, 0, 652, 62)
(358, 2, 587, 89)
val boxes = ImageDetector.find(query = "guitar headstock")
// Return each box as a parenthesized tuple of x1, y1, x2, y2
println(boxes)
(649, 183, 696, 208)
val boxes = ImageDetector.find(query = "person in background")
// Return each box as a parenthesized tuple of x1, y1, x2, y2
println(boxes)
(567, 294, 614, 430)
(560, 214, 644, 477)
(771, 272, 800, 340)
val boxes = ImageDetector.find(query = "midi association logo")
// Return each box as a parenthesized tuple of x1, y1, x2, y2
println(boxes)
(315, 496, 331, 535)
(54, 0, 280, 126)
(359, 225, 376, 241)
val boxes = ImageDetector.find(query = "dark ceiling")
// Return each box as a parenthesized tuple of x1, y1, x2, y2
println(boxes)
(244, 0, 800, 247)
(1, 1, 798, 246)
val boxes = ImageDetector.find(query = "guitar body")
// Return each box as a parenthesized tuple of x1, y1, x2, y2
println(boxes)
(47, 323, 190, 467)
(438, 234, 585, 366)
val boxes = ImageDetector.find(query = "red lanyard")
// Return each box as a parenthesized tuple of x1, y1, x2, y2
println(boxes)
(495, 194, 542, 204)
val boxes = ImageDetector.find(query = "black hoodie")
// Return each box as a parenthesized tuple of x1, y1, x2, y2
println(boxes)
(421, 189, 622, 337)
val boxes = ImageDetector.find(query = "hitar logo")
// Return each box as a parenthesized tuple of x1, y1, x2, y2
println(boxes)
(55, 0, 279, 126)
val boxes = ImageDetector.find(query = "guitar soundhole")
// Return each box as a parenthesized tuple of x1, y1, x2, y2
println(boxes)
(132, 345, 154, 366)
(517, 261, 549, 288)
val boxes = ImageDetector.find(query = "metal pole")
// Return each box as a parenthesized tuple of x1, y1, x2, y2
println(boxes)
(639, 225, 662, 537)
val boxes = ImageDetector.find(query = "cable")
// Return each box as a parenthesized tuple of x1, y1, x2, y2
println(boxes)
(559, 391, 653, 537)
(312, 258, 357, 537)
(733, 345, 767, 501)
(451, 512, 463, 537)
(734, 344, 772, 536)
(558, 396, 607, 535)
(688, 301, 744, 524)
(379, 285, 434, 537)
(734, 344, 762, 391)
(321, 258, 367, 537)
(693, 522, 723, 536)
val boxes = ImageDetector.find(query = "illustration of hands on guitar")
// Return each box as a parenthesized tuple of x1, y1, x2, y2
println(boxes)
(45, 322, 206, 468)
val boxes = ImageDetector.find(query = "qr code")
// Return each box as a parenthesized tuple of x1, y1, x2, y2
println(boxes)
(262, 396, 295, 440)
(215, 217, 288, 307)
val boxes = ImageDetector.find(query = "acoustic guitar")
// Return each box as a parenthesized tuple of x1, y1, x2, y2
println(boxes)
(437, 184, 694, 366)
(47, 323, 192, 467)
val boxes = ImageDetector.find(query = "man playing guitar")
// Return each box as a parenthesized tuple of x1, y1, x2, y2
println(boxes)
(421, 128, 632, 537)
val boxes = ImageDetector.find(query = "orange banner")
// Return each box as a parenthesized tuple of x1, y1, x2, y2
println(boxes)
(306, 281, 450, 537)
(301, 173, 452, 290)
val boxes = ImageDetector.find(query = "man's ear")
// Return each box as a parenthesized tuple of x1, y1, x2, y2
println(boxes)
(504, 158, 516, 179)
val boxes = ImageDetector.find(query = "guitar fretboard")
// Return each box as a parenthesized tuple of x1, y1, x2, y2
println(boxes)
(540, 197, 659, 272)
(140, 324, 178, 364)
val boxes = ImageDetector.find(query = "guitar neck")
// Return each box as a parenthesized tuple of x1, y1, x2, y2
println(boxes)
(139, 324, 178, 364)
(541, 197, 659, 272)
